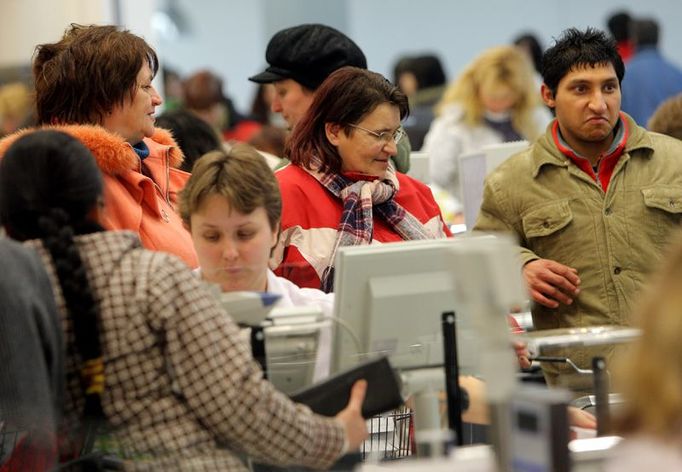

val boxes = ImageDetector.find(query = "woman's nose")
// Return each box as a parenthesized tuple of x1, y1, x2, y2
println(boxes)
(221, 241, 239, 260)
(382, 139, 398, 156)
(150, 86, 163, 106)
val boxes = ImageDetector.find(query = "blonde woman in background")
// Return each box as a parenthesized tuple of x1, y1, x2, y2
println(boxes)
(0, 82, 33, 137)
(422, 45, 551, 211)
(606, 232, 682, 470)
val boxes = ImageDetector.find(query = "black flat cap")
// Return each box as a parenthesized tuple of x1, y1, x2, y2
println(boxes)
(249, 24, 367, 90)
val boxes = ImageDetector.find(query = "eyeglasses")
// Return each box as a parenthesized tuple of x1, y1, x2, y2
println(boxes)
(348, 124, 405, 145)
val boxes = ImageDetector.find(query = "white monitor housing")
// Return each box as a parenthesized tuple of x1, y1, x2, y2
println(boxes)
(406, 151, 430, 184)
(331, 235, 526, 381)
(459, 141, 529, 231)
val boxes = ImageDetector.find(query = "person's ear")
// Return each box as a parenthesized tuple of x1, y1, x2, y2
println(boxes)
(541, 84, 556, 109)
(325, 123, 343, 146)
(86, 197, 105, 225)
(269, 220, 281, 257)
(270, 220, 280, 248)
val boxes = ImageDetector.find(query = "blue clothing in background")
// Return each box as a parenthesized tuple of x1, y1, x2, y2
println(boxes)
(621, 47, 682, 127)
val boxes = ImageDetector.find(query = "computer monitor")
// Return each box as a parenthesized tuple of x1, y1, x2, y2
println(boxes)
(407, 151, 430, 184)
(459, 141, 529, 231)
(331, 238, 477, 375)
(331, 235, 527, 387)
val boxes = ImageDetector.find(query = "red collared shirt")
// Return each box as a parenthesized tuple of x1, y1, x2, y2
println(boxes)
(551, 112, 629, 191)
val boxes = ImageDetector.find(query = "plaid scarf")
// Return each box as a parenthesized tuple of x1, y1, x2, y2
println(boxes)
(303, 155, 436, 292)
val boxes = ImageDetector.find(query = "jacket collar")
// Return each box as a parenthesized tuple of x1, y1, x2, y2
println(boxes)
(530, 112, 654, 178)
(0, 125, 184, 176)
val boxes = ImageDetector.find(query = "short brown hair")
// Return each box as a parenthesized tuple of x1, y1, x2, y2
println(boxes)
(286, 67, 409, 174)
(183, 70, 223, 111)
(179, 144, 281, 230)
(33, 24, 159, 125)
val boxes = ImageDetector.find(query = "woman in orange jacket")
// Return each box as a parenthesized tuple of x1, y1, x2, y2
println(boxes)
(0, 24, 197, 267)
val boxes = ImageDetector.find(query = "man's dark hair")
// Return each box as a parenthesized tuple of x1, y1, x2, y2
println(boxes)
(607, 11, 632, 42)
(632, 18, 659, 48)
(541, 27, 625, 95)
(393, 55, 446, 90)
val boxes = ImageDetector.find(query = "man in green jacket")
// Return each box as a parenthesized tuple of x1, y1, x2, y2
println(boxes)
(474, 27, 682, 391)
(249, 23, 411, 172)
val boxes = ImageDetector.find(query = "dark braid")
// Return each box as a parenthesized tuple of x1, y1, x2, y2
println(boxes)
(0, 130, 107, 430)
(37, 208, 105, 419)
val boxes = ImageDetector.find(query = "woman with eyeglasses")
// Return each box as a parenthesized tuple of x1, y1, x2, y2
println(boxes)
(274, 67, 451, 291)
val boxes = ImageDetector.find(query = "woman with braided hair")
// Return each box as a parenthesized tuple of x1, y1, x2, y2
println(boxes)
(0, 129, 368, 470)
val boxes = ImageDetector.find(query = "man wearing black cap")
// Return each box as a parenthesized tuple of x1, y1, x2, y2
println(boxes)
(250, 23, 410, 172)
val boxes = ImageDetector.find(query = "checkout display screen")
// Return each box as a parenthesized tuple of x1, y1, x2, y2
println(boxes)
(516, 411, 539, 433)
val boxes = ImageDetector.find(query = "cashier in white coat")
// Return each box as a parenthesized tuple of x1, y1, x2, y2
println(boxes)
(180, 144, 333, 380)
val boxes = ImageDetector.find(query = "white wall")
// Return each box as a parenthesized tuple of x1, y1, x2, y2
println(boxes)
(0, 0, 113, 66)
(3, 0, 682, 113)
(156, 0, 682, 112)
(350, 0, 682, 87)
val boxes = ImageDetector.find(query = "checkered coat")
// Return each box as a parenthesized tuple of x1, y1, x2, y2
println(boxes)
(26, 231, 344, 470)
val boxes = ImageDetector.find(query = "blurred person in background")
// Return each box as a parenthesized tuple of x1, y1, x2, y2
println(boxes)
(248, 124, 287, 164)
(0, 237, 62, 471)
(606, 10, 634, 63)
(0, 82, 33, 138)
(183, 69, 261, 143)
(155, 108, 223, 172)
(647, 93, 682, 140)
(250, 83, 287, 129)
(513, 32, 544, 76)
(422, 45, 551, 213)
(393, 54, 447, 150)
(160, 67, 184, 112)
(621, 18, 682, 127)
(513, 32, 545, 90)
(183, 69, 228, 134)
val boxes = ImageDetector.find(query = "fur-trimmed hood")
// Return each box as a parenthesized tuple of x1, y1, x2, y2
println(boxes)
(0, 125, 184, 175)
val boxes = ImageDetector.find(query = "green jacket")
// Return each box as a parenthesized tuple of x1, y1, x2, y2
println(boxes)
(474, 113, 682, 389)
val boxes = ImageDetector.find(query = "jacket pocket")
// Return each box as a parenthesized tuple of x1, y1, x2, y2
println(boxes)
(522, 200, 573, 238)
(641, 186, 682, 214)
(641, 186, 682, 248)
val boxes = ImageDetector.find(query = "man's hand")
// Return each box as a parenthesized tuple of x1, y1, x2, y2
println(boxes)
(523, 259, 581, 308)
(513, 341, 532, 369)
(567, 407, 597, 430)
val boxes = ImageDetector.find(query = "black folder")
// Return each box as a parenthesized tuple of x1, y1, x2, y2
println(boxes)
(290, 356, 403, 418)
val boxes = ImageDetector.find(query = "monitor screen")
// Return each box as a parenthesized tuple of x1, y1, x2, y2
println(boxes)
(459, 140, 529, 231)
(406, 151, 430, 184)
(330, 234, 527, 391)
(331, 238, 479, 375)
